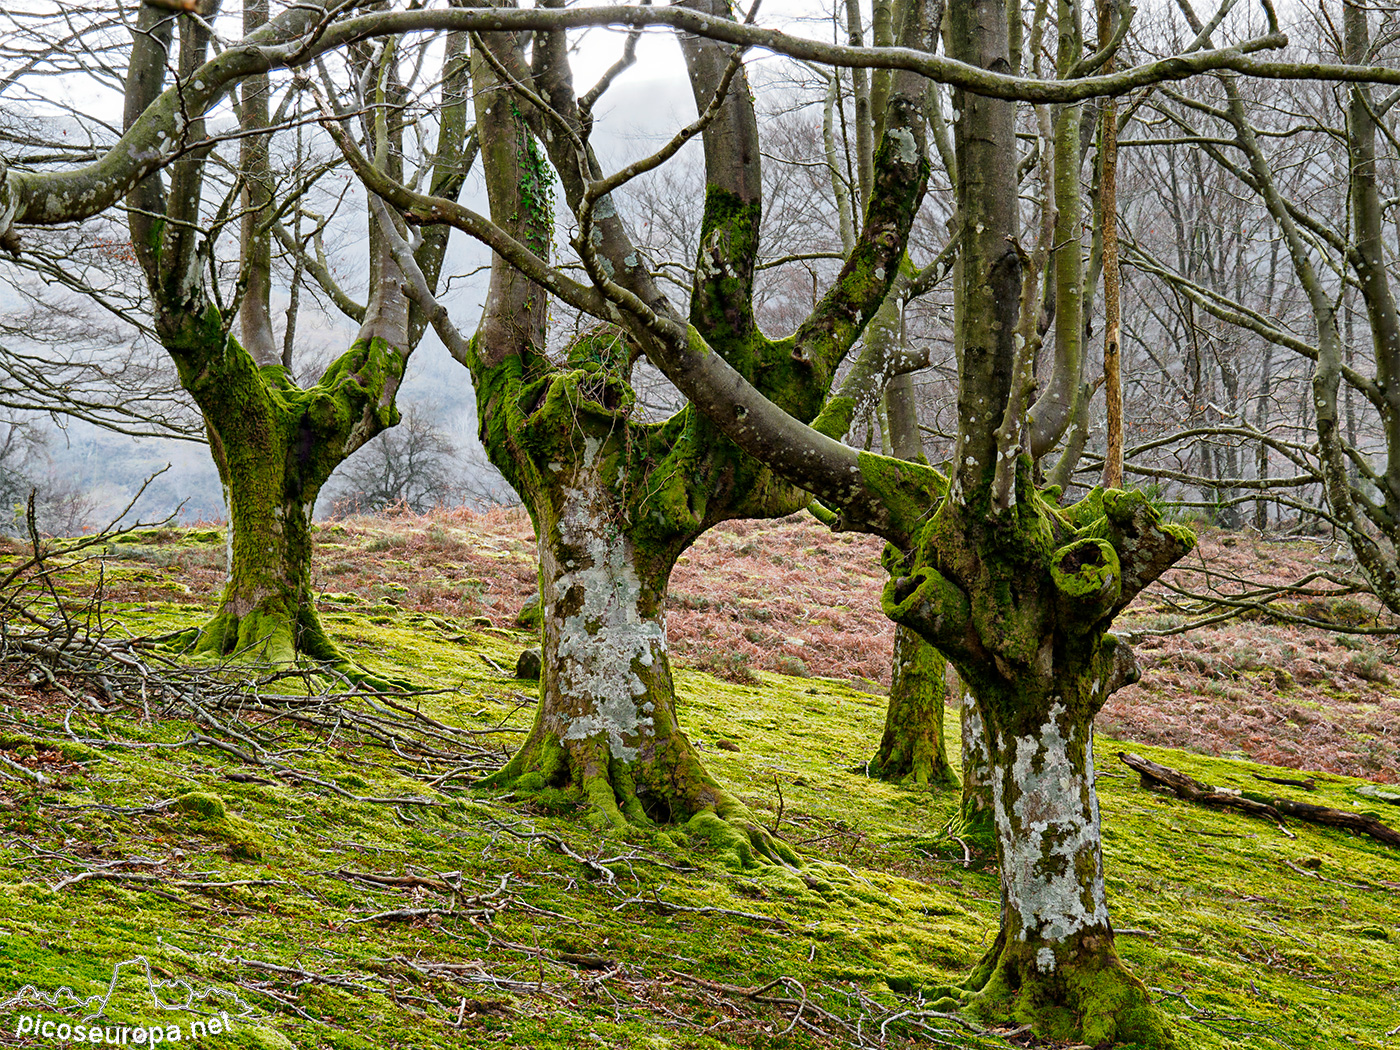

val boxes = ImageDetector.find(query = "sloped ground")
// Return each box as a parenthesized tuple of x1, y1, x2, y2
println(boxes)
(0, 518, 1395, 1049)
(122, 506, 1397, 781)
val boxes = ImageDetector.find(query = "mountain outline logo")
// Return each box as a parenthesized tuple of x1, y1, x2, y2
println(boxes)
(3, 955, 255, 1045)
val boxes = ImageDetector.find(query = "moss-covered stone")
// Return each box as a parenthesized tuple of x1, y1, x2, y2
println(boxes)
(171, 791, 265, 861)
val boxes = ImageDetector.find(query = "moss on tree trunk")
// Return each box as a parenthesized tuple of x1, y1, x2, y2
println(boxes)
(479, 418, 793, 865)
(177, 335, 405, 669)
(955, 667, 1172, 1047)
(196, 442, 332, 664)
(875, 467, 1192, 1046)
(867, 626, 958, 788)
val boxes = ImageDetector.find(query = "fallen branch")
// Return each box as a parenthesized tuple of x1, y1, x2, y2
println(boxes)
(1252, 772, 1316, 791)
(1119, 753, 1400, 848)
(614, 889, 791, 929)
(484, 818, 619, 882)
(669, 971, 842, 1030)
(0, 752, 49, 785)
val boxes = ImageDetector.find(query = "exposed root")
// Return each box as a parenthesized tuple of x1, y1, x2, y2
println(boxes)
(483, 731, 797, 868)
(179, 602, 414, 692)
(948, 932, 1176, 1049)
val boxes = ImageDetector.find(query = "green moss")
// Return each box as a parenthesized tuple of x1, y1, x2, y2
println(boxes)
(173, 791, 226, 820)
(515, 593, 542, 629)
(858, 452, 945, 538)
(171, 791, 265, 861)
(683, 811, 762, 870)
(1050, 537, 1122, 603)
(809, 394, 856, 439)
(4, 586, 1400, 1050)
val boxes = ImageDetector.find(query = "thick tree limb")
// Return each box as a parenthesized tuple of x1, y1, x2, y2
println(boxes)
(1120, 752, 1400, 849)
(283, 6, 1294, 103)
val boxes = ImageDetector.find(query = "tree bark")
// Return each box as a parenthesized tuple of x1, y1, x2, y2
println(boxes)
(424, 11, 929, 845)
(869, 625, 958, 788)
(886, 486, 1187, 1047)
(465, 329, 807, 862)
(1097, 0, 1123, 491)
(178, 336, 407, 666)
(120, 23, 468, 670)
(955, 670, 996, 852)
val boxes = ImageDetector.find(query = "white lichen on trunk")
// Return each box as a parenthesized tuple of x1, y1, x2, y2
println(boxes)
(544, 439, 665, 761)
(992, 701, 1109, 970)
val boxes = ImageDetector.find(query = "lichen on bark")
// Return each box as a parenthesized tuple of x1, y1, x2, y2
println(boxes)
(881, 461, 1192, 1046)
(472, 331, 801, 863)
(441, 13, 930, 852)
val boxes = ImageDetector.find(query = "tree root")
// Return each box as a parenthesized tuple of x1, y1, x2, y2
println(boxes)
(925, 930, 1175, 1048)
(482, 732, 798, 868)
(171, 604, 415, 692)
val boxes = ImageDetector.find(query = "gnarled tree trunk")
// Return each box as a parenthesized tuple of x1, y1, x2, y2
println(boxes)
(371, 10, 928, 847)
(883, 482, 1189, 1047)
(485, 426, 788, 864)
(120, 15, 468, 670)
(188, 341, 404, 663)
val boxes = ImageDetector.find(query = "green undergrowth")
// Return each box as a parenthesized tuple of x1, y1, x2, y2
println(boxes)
(0, 532, 1397, 1048)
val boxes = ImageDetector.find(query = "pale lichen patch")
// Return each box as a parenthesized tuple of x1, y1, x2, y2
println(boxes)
(993, 702, 1109, 947)
(549, 439, 663, 761)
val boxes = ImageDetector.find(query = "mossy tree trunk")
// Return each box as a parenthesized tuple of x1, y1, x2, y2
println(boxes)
(868, 625, 958, 788)
(615, 0, 1193, 1039)
(954, 670, 996, 852)
(874, 341, 958, 790)
(872, 6, 1195, 1035)
(478, 402, 792, 861)
(372, 16, 928, 844)
(121, 22, 469, 666)
(187, 339, 404, 662)
(880, 474, 1190, 1046)
(827, 253, 958, 790)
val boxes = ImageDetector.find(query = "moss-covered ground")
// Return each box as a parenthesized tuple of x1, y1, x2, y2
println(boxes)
(0, 524, 1396, 1048)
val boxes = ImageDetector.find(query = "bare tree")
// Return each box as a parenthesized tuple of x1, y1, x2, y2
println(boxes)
(113, 8, 471, 667)
(1129, 0, 1400, 603)
(8, 0, 1400, 1043)
(349, 2, 929, 847)
(327, 404, 463, 514)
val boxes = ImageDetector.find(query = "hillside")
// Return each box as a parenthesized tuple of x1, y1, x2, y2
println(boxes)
(109, 506, 1397, 781)
(0, 513, 1396, 1049)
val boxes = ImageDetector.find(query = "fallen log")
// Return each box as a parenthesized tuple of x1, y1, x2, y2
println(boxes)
(1118, 752, 1400, 849)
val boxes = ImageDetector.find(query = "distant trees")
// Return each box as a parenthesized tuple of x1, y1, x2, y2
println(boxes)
(1127, 1, 1400, 610)
(326, 406, 463, 515)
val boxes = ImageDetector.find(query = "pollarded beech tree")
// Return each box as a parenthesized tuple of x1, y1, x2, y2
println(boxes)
(348, 3, 930, 849)
(119, 5, 472, 664)
(347, 0, 1396, 1039)
(534, 0, 1215, 1042)
(9, 0, 1394, 1040)
(0, 0, 473, 665)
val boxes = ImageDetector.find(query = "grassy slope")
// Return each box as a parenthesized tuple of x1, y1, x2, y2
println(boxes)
(0, 522, 1396, 1049)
